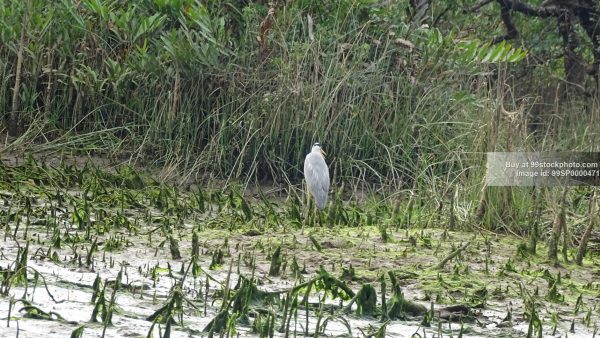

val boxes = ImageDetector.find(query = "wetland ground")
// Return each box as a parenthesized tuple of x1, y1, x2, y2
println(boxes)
(1, 156, 599, 338)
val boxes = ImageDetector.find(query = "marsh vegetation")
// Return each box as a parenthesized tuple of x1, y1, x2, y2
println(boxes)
(1, 157, 599, 337)
(1, 0, 600, 337)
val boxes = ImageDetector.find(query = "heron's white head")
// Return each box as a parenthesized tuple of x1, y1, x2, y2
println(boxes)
(311, 143, 326, 157)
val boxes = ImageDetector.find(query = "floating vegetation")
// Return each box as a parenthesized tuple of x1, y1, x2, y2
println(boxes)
(0, 158, 599, 337)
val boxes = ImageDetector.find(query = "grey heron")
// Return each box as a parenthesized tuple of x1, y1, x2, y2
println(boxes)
(304, 143, 330, 210)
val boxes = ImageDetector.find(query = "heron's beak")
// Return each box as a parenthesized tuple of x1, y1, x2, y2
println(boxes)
(320, 149, 326, 157)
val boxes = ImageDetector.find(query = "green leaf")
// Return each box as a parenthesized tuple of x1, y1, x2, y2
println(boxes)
(71, 325, 85, 338)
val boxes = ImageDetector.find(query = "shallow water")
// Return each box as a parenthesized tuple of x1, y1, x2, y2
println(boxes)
(1, 164, 599, 338)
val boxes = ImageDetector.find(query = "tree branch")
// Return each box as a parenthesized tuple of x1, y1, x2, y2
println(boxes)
(571, 3, 600, 75)
(558, 8, 586, 92)
(465, 0, 494, 13)
(493, 0, 520, 43)
(497, 0, 563, 18)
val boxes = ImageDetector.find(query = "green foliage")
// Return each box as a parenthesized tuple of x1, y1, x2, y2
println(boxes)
(456, 39, 527, 65)
(1, 1, 595, 248)
(0, 0, 493, 189)
(70, 325, 85, 338)
(268, 245, 282, 276)
(355, 283, 377, 316)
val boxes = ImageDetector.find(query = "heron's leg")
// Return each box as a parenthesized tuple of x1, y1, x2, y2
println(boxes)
(317, 207, 323, 227)
(303, 184, 313, 231)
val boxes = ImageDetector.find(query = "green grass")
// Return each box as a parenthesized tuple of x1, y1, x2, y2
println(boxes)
(0, 1, 486, 182)
(0, 0, 598, 236)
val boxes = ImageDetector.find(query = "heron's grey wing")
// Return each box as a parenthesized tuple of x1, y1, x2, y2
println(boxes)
(304, 153, 330, 209)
